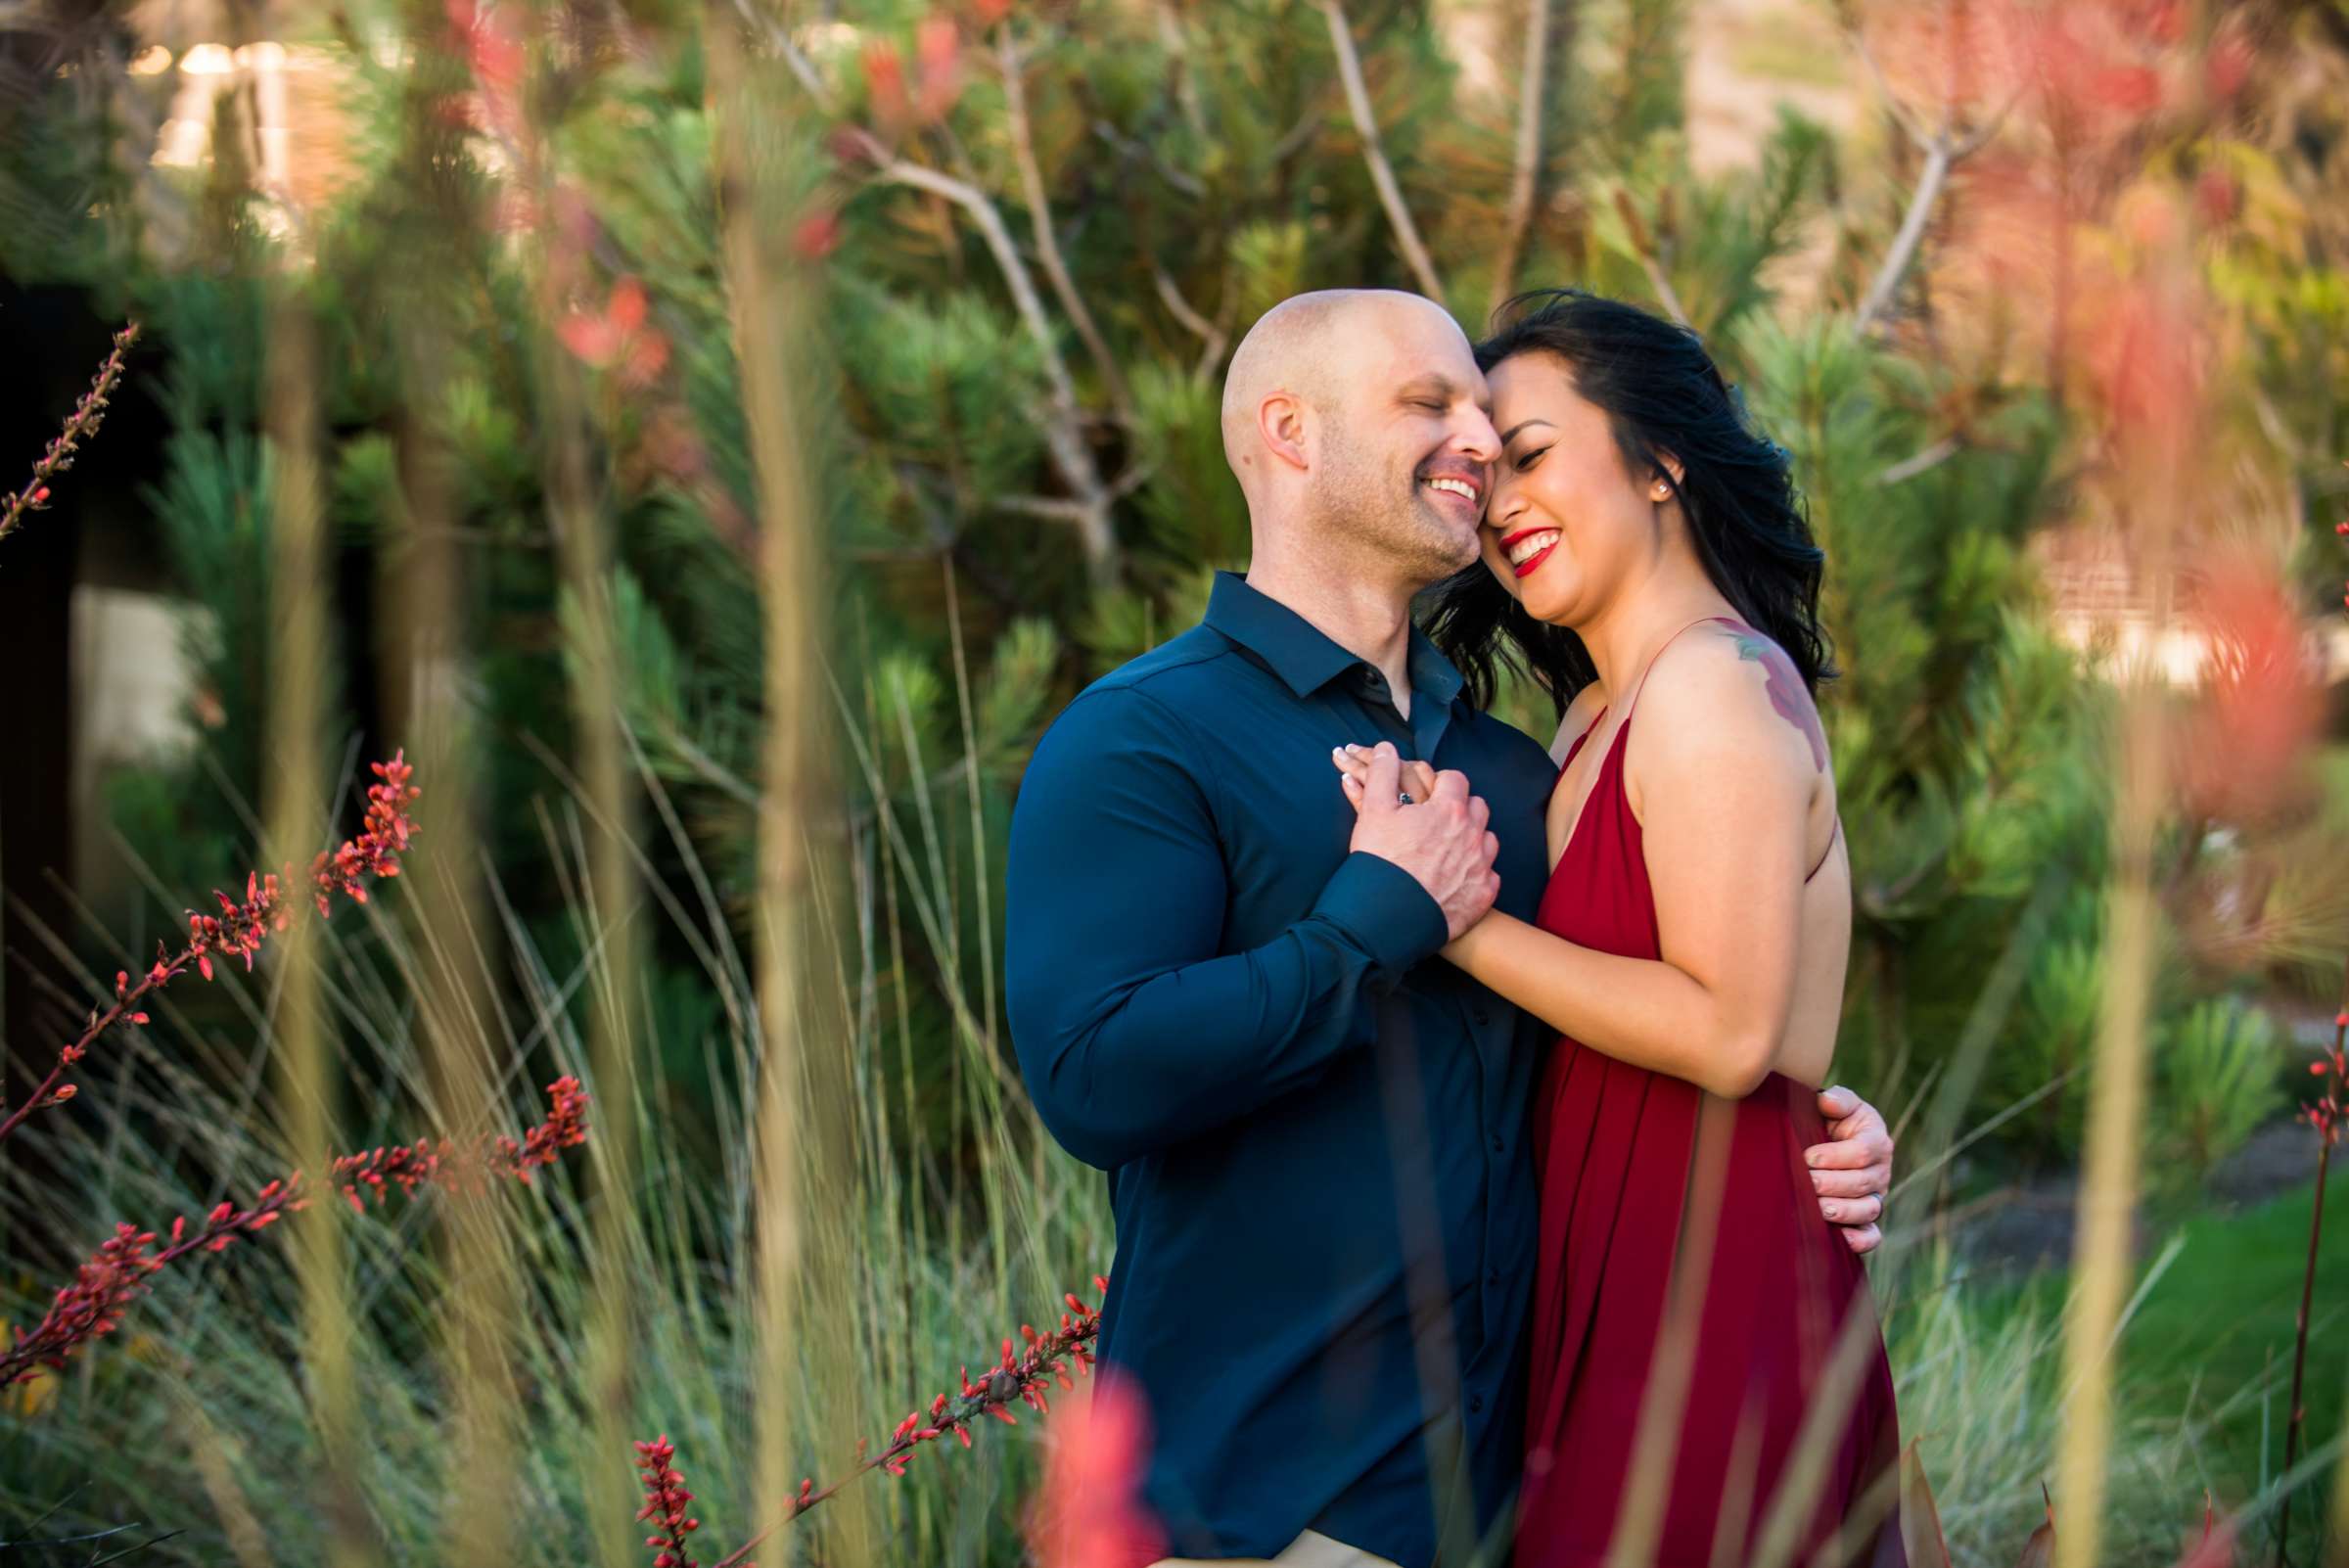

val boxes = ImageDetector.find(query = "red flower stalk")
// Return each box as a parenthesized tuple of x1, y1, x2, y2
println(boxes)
(0, 753, 422, 1150)
(2277, 496, 2349, 1567)
(0, 322, 139, 545)
(1, 1077, 588, 1389)
(635, 1436, 714, 1568)
(638, 1277, 1113, 1568)
(331, 1074, 589, 1213)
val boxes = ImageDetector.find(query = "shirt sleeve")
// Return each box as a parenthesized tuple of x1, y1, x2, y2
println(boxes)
(1005, 683, 1449, 1171)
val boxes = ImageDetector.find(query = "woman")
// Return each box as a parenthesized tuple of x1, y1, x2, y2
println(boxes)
(1335, 290, 1904, 1567)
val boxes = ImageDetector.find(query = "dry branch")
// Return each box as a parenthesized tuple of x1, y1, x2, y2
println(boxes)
(998, 30, 1132, 423)
(1849, 31, 2018, 340)
(1320, 0, 1445, 301)
(1488, 0, 1555, 320)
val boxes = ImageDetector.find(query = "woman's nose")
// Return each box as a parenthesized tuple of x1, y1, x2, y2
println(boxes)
(1487, 483, 1526, 530)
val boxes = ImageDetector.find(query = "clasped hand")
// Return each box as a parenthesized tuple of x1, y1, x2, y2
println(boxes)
(1334, 742, 1498, 941)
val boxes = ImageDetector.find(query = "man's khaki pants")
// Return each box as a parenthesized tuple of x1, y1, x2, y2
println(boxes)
(1149, 1530, 1404, 1568)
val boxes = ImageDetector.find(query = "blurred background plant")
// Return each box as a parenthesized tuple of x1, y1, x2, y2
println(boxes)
(3, 0, 2348, 1562)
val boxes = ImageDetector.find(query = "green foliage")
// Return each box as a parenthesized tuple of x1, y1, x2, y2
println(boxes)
(31, 0, 2282, 1178)
(2150, 996, 2285, 1193)
(10, 4, 2349, 1561)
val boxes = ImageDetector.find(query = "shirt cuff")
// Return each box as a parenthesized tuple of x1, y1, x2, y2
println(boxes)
(1312, 851, 1450, 979)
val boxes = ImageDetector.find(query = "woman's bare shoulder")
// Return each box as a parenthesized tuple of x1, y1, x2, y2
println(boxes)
(1633, 623, 1833, 785)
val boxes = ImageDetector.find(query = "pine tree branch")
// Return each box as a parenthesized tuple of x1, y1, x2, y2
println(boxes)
(1319, 0, 1446, 301)
(868, 150, 1121, 579)
(1488, 0, 1556, 321)
(998, 29, 1132, 425)
(1090, 122, 1207, 199)
(727, 0, 1124, 580)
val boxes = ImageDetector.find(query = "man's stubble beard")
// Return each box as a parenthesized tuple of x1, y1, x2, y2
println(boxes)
(1309, 421, 1479, 592)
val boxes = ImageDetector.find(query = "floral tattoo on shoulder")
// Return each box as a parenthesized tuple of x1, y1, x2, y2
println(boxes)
(1730, 630, 1827, 773)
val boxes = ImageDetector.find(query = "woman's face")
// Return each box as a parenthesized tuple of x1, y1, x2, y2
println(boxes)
(1479, 350, 1673, 628)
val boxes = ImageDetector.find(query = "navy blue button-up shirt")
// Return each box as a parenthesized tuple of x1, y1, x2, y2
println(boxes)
(1006, 572, 1558, 1566)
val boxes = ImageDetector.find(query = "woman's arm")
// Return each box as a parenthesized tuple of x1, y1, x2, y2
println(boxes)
(1449, 633, 1823, 1098)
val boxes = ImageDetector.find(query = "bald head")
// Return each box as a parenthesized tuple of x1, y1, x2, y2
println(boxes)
(1220, 290, 1470, 487)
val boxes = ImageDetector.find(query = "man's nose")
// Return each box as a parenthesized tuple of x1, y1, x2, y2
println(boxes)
(1452, 407, 1501, 464)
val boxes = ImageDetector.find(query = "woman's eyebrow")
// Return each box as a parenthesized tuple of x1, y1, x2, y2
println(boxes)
(1499, 418, 1556, 444)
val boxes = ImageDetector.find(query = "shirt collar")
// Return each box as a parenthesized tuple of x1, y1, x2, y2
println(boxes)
(1204, 571, 1466, 712)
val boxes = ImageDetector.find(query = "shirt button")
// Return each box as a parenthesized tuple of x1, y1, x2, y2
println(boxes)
(1491, 1133, 1504, 1153)
(1472, 1004, 1492, 1026)
(1487, 1268, 1500, 1285)
(1469, 1394, 1485, 1414)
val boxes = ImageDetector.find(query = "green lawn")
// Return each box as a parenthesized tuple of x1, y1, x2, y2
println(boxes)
(1984, 1163, 2349, 1517)
(2123, 1166, 2349, 1504)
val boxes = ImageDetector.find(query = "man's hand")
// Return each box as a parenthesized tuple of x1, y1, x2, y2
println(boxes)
(1808, 1085, 1893, 1255)
(1343, 742, 1499, 941)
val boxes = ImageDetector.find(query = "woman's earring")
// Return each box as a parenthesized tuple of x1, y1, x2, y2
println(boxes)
(1652, 481, 1672, 501)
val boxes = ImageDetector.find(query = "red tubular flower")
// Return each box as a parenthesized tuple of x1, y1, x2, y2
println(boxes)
(673, 1278, 1114, 1568)
(634, 1437, 714, 1568)
(1, 1079, 588, 1389)
(0, 754, 422, 1150)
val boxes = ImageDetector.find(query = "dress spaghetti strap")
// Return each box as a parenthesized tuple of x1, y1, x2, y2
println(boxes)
(1806, 816, 1843, 884)
(1616, 615, 1740, 729)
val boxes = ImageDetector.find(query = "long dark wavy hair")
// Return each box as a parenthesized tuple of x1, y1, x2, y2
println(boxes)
(1422, 289, 1834, 718)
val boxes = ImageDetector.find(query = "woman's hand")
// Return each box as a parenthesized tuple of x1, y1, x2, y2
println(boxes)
(1332, 744, 1440, 811)
(1809, 1086, 1893, 1254)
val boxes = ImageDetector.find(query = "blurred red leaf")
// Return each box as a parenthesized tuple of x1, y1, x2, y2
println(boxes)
(559, 276, 669, 388)
(1900, 1441, 1954, 1568)
(793, 211, 842, 259)
(915, 16, 964, 122)
(2179, 556, 2324, 822)
(863, 39, 910, 126)
(1027, 1370, 1165, 1568)
(2016, 1485, 2054, 1568)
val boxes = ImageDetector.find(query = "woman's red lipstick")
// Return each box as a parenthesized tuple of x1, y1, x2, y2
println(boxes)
(1498, 526, 1560, 579)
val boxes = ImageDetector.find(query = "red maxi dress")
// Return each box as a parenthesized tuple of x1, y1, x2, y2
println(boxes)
(1514, 655, 1905, 1568)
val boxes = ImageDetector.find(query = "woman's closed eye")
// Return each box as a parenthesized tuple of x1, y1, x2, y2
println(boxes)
(1509, 444, 1548, 472)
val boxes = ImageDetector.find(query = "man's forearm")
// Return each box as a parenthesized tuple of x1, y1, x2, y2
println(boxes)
(1011, 853, 1444, 1169)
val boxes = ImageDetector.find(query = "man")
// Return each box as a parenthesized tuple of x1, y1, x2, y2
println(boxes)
(1005, 291, 1892, 1568)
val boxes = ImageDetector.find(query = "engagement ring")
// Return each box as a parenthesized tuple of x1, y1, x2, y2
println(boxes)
(1398, 791, 1413, 805)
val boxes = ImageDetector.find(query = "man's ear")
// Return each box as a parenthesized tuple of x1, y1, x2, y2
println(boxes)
(1258, 392, 1311, 474)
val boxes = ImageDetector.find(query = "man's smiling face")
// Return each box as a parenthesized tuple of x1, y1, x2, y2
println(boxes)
(1306, 297, 1502, 587)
